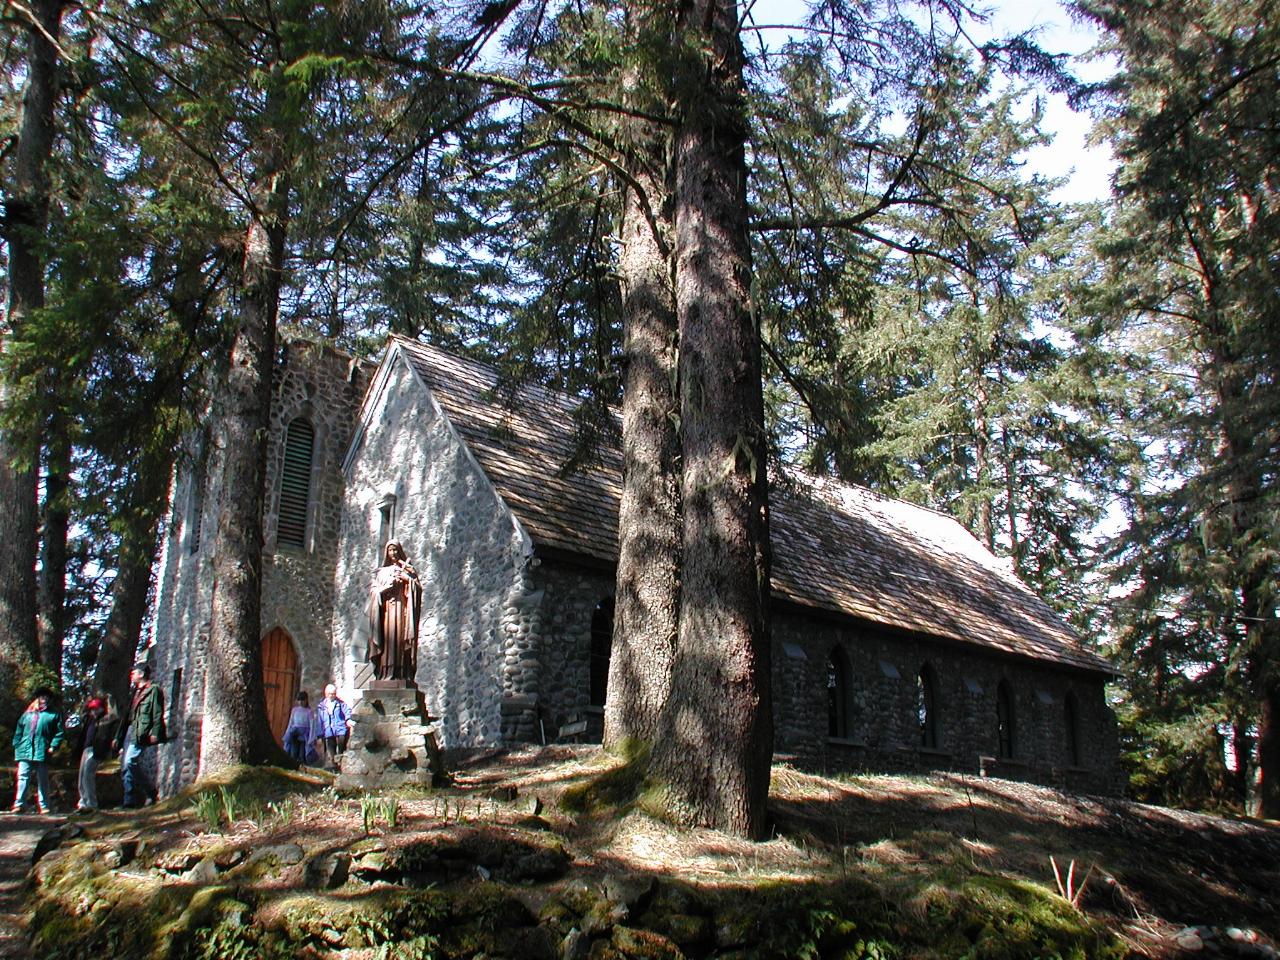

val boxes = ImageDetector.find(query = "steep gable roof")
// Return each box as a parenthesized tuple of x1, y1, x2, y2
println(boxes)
(388, 336, 1112, 676)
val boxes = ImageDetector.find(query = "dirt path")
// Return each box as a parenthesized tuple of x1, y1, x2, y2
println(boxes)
(0, 812, 64, 959)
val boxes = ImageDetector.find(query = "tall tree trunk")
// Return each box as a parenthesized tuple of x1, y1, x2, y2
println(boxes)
(973, 378, 993, 551)
(0, 0, 65, 718)
(1000, 424, 1022, 571)
(92, 246, 214, 713)
(198, 167, 292, 776)
(1255, 680, 1280, 819)
(605, 112, 680, 747)
(1212, 350, 1278, 818)
(37, 412, 71, 677)
(650, 0, 773, 838)
(92, 446, 176, 713)
(1231, 720, 1254, 810)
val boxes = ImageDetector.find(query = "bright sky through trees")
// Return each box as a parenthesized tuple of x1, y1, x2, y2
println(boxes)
(747, 0, 1115, 202)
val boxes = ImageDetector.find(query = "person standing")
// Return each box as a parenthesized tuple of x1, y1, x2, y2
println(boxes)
(316, 684, 352, 769)
(10, 689, 64, 814)
(282, 691, 316, 763)
(115, 664, 166, 808)
(75, 695, 116, 812)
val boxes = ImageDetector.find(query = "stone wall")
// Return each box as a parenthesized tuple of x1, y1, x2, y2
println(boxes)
(149, 335, 370, 792)
(260, 338, 370, 702)
(331, 348, 535, 751)
(522, 563, 1122, 794)
(148, 334, 1120, 797)
(528, 560, 615, 740)
(769, 611, 1121, 792)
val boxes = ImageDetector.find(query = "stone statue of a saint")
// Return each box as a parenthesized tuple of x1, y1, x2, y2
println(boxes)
(366, 540, 422, 682)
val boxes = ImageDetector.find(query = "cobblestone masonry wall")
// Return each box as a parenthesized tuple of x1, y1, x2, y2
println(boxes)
(769, 613, 1123, 793)
(529, 561, 615, 740)
(331, 350, 535, 751)
(518, 560, 1119, 794)
(149, 336, 1120, 795)
(149, 336, 369, 792)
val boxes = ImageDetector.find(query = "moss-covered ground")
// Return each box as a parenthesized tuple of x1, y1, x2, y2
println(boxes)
(15, 746, 1279, 959)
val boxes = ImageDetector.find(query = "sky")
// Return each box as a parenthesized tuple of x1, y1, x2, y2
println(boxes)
(747, 0, 1117, 204)
(978, 0, 1116, 203)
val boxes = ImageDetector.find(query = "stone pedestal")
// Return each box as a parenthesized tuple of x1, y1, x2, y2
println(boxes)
(336, 686, 448, 792)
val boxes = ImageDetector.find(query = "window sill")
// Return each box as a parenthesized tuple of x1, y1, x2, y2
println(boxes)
(827, 737, 865, 749)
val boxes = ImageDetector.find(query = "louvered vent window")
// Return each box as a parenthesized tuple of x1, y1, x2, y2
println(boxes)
(278, 418, 314, 548)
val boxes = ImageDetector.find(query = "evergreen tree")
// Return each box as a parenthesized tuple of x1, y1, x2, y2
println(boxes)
(749, 44, 1118, 624)
(1077, 0, 1280, 815)
(0, 0, 65, 719)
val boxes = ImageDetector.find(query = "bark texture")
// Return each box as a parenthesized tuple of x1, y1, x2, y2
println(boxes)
(0, 0, 64, 718)
(649, 0, 773, 838)
(37, 416, 71, 676)
(605, 94, 681, 747)
(93, 446, 176, 713)
(198, 171, 292, 776)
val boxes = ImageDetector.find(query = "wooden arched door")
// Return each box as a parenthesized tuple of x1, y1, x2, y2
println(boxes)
(261, 627, 299, 742)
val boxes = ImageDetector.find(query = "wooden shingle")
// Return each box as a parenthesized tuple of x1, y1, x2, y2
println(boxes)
(392, 337, 1112, 676)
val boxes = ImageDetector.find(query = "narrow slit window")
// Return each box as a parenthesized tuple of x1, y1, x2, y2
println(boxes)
(187, 430, 210, 555)
(589, 598, 614, 707)
(169, 668, 183, 738)
(378, 493, 397, 552)
(918, 663, 940, 749)
(278, 418, 314, 548)
(996, 680, 1015, 759)
(828, 646, 852, 739)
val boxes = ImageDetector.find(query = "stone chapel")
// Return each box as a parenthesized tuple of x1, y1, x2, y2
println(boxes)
(147, 332, 1122, 795)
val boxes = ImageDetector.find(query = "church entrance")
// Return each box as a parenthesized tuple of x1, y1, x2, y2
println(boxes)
(261, 627, 299, 742)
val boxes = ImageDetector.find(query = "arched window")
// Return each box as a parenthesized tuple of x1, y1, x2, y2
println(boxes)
(589, 598, 614, 707)
(917, 663, 940, 749)
(828, 646, 852, 739)
(996, 680, 1016, 759)
(186, 429, 210, 555)
(278, 417, 314, 548)
(1064, 691, 1082, 766)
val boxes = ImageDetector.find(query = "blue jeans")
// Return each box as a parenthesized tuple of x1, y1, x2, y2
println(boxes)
(121, 740, 155, 807)
(13, 760, 52, 812)
(284, 727, 309, 763)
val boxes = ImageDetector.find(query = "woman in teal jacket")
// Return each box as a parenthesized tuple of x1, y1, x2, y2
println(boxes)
(11, 688, 64, 814)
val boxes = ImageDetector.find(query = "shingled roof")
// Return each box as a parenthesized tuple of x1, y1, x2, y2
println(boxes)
(386, 336, 1112, 676)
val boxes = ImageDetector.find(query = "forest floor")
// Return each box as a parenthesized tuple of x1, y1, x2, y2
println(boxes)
(11, 745, 1280, 959)
(0, 810, 65, 959)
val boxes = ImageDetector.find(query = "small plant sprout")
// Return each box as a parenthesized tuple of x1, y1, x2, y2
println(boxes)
(267, 797, 297, 827)
(218, 785, 241, 824)
(380, 797, 400, 829)
(192, 791, 222, 831)
(1050, 855, 1094, 909)
(360, 795, 379, 835)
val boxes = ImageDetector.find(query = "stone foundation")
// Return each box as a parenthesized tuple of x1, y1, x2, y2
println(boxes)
(336, 686, 447, 791)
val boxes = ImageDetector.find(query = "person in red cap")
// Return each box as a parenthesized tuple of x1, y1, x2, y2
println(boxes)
(75, 694, 116, 812)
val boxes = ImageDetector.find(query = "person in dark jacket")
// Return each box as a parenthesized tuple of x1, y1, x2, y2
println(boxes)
(10, 688, 65, 814)
(114, 664, 165, 808)
(76, 695, 117, 812)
